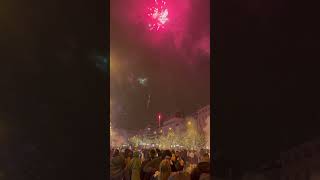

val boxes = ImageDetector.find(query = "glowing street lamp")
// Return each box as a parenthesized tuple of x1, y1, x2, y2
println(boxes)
(187, 121, 192, 125)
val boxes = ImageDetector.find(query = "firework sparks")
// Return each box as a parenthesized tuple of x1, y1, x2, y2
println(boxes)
(137, 77, 148, 86)
(147, 0, 169, 31)
(146, 94, 151, 109)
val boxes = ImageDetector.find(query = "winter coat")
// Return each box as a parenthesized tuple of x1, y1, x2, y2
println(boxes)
(110, 155, 125, 180)
(174, 157, 184, 171)
(127, 157, 141, 180)
(183, 151, 189, 162)
(124, 157, 132, 180)
(170, 160, 178, 172)
(141, 158, 155, 180)
(143, 157, 162, 174)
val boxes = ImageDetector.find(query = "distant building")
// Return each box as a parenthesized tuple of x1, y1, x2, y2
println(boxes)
(132, 105, 210, 141)
(136, 123, 158, 141)
(126, 129, 139, 139)
(161, 114, 186, 135)
(191, 105, 210, 133)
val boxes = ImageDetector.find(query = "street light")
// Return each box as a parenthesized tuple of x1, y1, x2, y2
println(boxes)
(169, 127, 172, 130)
(188, 121, 192, 125)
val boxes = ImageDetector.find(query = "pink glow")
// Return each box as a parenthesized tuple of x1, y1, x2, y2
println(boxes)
(111, 0, 210, 62)
(147, 0, 169, 31)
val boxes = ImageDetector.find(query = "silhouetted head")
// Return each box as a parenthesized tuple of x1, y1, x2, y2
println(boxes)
(150, 149, 156, 159)
(161, 150, 172, 160)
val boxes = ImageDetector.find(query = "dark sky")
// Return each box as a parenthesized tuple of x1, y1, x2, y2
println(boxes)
(110, 0, 210, 130)
(214, 0, 320, 173)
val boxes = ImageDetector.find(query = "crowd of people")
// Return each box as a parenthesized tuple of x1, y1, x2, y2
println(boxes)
(110, 148, 210, 180)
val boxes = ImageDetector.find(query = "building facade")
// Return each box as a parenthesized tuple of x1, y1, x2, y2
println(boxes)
(191, 105, 210, 133)
(160, 114, 186, 135)
(130, 105, 210, 146)
(156, 105, 210, 136)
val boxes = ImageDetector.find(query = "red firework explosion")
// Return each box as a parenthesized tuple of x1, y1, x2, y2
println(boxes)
(147, 0, 169, 31)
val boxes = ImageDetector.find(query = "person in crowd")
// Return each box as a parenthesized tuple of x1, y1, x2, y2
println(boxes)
(120, 148, 125, 156)
(141, 149, 157, 180)
(199, 149, 205, 158)
(110, 149, 126, 180)
(125, 149, 133, 159)
(140, 150, 144, 162)
(157, 159, 172, 180)
(187, 150, 195, 165)
(193, 150, 199, 165)
(174, 151, 184, 172)
(124, 149, 133, 180)
(171, 150, 175, 156)
(127, 151, 142, 180)
(158, 156, 190, 180)
(190, 153, 210, 180)
(170, 152, 178, 172)
(143, 149, 150, 161)
(156, 149, 161, 158)
(143, 150, 172, 179)
(180, 150, 187, 163)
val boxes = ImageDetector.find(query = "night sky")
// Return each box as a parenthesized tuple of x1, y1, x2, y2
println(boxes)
(110, 0, 210, 130)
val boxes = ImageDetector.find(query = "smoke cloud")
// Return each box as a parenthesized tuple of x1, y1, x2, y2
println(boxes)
(110, 128, 127, 147)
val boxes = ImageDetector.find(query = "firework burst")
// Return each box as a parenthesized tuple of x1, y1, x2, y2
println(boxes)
(147, 0, 169, 31)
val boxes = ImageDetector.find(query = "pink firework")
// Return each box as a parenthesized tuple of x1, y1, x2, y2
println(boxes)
(147, 0, 169, 31)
